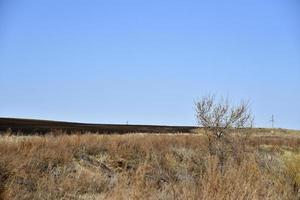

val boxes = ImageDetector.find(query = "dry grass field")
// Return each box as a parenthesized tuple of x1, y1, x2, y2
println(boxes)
(0, 130, 300, 200)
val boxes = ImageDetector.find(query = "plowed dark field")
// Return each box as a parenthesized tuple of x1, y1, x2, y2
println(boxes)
(0, 118, 197, 134)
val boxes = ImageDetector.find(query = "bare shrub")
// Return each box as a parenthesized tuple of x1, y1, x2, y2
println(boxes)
(195, 95, 255, 171)
(196, 95, 254, 139)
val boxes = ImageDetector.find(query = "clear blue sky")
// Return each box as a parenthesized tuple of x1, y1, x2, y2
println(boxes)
(0, 0, 299, 129)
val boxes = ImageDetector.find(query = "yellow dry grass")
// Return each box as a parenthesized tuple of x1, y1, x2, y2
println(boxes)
(0, 132, 299, 200)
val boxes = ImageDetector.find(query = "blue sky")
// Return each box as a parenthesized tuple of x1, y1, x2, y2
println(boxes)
(0, 0, 299, 129)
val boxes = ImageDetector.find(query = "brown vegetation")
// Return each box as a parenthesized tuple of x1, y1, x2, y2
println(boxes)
(0, 131, 300, 200)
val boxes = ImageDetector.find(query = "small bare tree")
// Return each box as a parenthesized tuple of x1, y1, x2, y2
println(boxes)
(196, 95, 254, 172)
(196, 95, 254, 139)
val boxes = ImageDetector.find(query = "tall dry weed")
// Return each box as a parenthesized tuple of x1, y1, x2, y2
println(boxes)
(0, 131, 298, 199)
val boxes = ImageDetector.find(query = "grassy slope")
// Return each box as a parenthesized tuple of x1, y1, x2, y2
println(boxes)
(0, 131, 300, 200)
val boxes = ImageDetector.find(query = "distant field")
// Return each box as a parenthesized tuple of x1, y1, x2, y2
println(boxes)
(0, 117, 299, 135)
(0, 118, 196, 134)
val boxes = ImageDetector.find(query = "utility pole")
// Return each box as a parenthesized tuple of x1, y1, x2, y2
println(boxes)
(270, 115, 275, 128)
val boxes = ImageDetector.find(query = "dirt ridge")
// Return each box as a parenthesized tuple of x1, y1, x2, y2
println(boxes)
(0, 117, 197, 134)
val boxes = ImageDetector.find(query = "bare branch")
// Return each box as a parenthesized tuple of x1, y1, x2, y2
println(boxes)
(195, 95, 254, 139)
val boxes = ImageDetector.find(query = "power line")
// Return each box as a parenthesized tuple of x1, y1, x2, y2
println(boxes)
(270, 115, 275, 128)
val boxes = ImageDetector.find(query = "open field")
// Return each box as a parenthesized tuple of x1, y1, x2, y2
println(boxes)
(0, 118, 196, 134)
(0, 117, 297, 136)
(0, 130, 300, 200)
